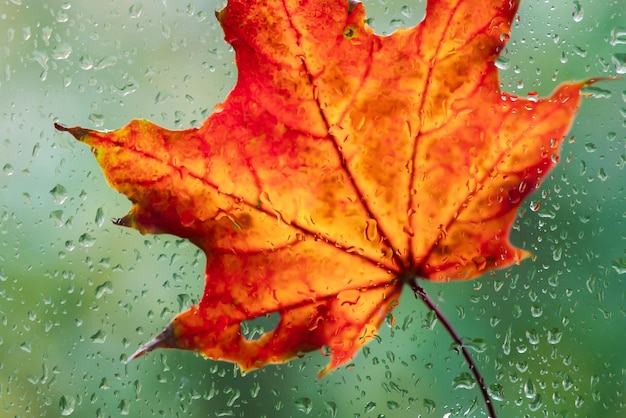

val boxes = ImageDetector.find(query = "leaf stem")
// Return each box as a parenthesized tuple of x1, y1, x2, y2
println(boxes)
(409, 278, 496, 418)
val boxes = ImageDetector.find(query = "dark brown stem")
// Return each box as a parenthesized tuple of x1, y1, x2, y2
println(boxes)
(409, 278, 496, 418)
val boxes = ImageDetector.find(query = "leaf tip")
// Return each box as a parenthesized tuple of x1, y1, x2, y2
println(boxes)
(54, 122, 94, 142)
(516, 248, 533, 264)
(125, 323, 177, 363)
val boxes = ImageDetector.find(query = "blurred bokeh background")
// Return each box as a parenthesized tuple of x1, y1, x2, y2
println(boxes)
(1, 0, 624, 416)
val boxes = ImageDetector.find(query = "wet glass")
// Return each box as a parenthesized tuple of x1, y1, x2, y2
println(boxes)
(1, 0, 624, 416)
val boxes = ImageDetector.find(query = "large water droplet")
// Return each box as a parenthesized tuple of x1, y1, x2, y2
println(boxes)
(90, 329, 107, 343)
(129, 2, 143, 19)
(78, 233, 95, 247)
(155, 89, 173, 104)
(49, 184, 68, 204)
(95, 281, 114, 299)
(95, 207, 105, 227)
(59, 395, 76, 416)
(51, 43, 72, 60)
(79, 55, 94, 70)
(177, 293, 190, 311)
(581, 86, 612, 99)
(118, 399, 131, 415)
(2, 163, 14, 175)
(94, 55, 117, 70)
(524, 379, 536, 399)
(547, 328, 563, 344)
(452, 372, 476, 390)
(423, 310, 437, 330)
(611, 53, 626, 74)
(423, 398, 436, 413)
(294, 397, 312, 414)
(495, 56, 510, 70)
(324, 401, 337, 418)
(88, 113, 105, 127)
(364, 218, 378, 242)
(572, 1, 583, 22)
(609, 27, 626, 46)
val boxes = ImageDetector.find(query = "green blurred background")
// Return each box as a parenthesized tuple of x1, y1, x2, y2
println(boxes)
(1, 0, 624, 416)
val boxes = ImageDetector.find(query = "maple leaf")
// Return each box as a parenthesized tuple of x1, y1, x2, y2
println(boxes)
(57, 0, 598, 387)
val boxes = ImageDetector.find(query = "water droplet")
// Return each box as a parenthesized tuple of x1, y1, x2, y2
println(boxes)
(530, 304, 543, 318)
(90, 329, 107, 343)
(581, 86, 612, 99)
(525, 329, 540, 345)
(547, 328, 563, 344)
(49, 184, 68, 204)
(88, 113, 105, 127)
(609, 26, 626, 46)
(572, 0, 583, 22)
(611, 53, 626, 74)
(423, 398, 436, 413)
(452, 372, 476, 390)
(2, 163, 14, 175)
(528, 394, 543, 411)
(529, 200, 540, 212)
(489, 383, 506, 401)
(112, 82, 138, 97)
(524, 379, 536, 399)
(95, 207, 105, 227)
(94, 55, 117, 70)
(41, 26, 52, 45)
(423, 310, 437, 330)
(32, 50, 49, 78)
(19, 341, 32, 353)
(387, 400, 400, 410)
(59, 395, 76, 416)
(50, 210, 66, 227)
(118, 399, 131, 415)
(55, 9, 69, 23)
(552, 246, 562, 261)
(324, 401, 337, 418)
(95, 281, 114, 299)
(32, 142, 41, 157)
(129, 2, 143, 19)
(464, 338, 487, 353)
(78, 233, 95, 247)
(155, 90, 172, 104)
(51, 43, 72, 60)
(294, 397, 312, 414)
(79, 55, 94, 70)
(365, 218, 378, 241)
(611, 258, 626, 274)
(177, 293, 190, 311)
(584, 142, 597, 152)
(495, 56, 510, 70)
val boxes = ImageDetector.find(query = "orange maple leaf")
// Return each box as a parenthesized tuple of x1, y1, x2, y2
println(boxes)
(57, 0, 596, 382)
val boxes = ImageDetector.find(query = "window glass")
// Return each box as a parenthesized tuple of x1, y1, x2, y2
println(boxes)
(0, 0, 623, 416)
